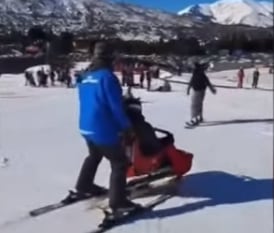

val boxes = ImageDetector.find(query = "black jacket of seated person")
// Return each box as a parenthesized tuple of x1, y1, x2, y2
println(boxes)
(124, 96, 166, 156)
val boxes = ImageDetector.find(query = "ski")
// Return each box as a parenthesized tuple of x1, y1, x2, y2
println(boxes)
(29, 167, 173, 217)
(184, 125, 197, 129)
(87, 194, 174, 233)
(184, 121, 195, 128)
(97, 175, 180, 210)
(86, 176, 179, 233)
(184, 121, 201, 129)
(29, 191, 107, 217)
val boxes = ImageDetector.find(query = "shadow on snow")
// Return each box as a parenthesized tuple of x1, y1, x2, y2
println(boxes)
(198, 118, 273, 127)
(118, 171, 273, 226)
(162, 77, 273, 92)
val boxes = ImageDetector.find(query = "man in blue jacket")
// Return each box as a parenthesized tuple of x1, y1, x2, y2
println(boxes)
(74, 42, 139, 213)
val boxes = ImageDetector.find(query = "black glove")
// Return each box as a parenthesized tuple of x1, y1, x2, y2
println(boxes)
(211, 87, 217, 94)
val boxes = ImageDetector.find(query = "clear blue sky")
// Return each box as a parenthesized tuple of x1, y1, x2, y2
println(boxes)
(113, 0, 271, 13)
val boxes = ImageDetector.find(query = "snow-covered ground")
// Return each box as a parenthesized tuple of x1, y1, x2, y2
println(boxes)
(164, 67, 273, 91)
(0, 67, 273, 233)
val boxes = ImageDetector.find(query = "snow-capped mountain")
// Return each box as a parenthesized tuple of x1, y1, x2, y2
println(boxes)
(0, 0, 204, 42)
(0, 0, 272, 44)
(178, 0, 273, 28)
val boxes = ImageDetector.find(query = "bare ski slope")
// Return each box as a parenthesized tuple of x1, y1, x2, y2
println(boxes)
(0, 68, 273, 233)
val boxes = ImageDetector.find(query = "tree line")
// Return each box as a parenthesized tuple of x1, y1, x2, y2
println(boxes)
(2, 26, 273, 58)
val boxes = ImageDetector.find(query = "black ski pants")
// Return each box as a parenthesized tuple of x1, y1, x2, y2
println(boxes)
(75, 140, 129, 208)
(252, 76, 259, 88)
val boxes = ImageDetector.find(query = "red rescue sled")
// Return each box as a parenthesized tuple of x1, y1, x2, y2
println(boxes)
(126, 128, 193, 178)
(123, 91, 193, 180)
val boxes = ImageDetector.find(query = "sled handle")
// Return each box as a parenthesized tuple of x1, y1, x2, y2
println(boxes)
(153, 127, 173, 136)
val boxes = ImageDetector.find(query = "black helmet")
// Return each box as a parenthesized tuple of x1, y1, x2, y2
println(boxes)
(93, 41, 114, 60)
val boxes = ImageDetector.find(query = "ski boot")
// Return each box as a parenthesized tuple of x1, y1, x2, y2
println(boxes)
(62, 184, 108, 204)
(100, 199, 141, 218)
(185, 117, 199, 128)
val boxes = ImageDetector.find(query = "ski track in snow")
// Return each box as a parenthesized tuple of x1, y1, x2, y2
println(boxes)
(0, 65, 273, 233)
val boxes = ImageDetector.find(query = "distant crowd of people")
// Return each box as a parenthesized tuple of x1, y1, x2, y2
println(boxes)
(23, 63, 269, 92)
(24, 67, 73, 88)
(74, 61, 170, 92)
(237, 67, 262, 89)
(121, 63, 160, 90)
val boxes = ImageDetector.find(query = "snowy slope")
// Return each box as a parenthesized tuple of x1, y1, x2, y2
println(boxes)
(0, 67, 273, 233)
(178, 0, 274, 28)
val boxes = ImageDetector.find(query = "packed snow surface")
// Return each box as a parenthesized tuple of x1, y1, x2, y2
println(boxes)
(0, 66, 273, 233)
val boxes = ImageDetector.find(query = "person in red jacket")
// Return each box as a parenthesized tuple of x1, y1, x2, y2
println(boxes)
(237, 67, 245, 88)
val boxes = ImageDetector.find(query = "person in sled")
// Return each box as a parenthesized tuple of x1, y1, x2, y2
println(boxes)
(123, 90, 193, 177)
(74, 41, 140, 213)
(187, 62, 216, 126)
(123, 89, 163, 156)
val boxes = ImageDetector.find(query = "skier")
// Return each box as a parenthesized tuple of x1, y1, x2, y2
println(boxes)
(64, 68, 72, 88)
(146, 67, 152, 91)
(74, 41, 140, 213)
(237, 67, 245, 88)
(50, 70, 55, 86)
(24, 71, 36, 87)
(139, 63, 145, 88)
(24, 71, 30, 86)
(186, 62, 216, 126)
(127, 63, 135, 87)
(121, 63, 127, 86)
(252, 67, 260, 89)
(37, 69, 48, 87)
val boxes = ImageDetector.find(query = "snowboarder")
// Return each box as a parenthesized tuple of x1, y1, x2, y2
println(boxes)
(74, 41, 140, 213)
(186, 62, 216, 126)
(252, 68, 260, 89)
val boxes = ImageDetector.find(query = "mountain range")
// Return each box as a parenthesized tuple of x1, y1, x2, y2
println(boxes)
(0, 0, 273, 42)
(0, 0, 203, 42)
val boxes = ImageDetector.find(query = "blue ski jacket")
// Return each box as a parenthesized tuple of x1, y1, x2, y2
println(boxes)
(77, 68, 131, 146)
